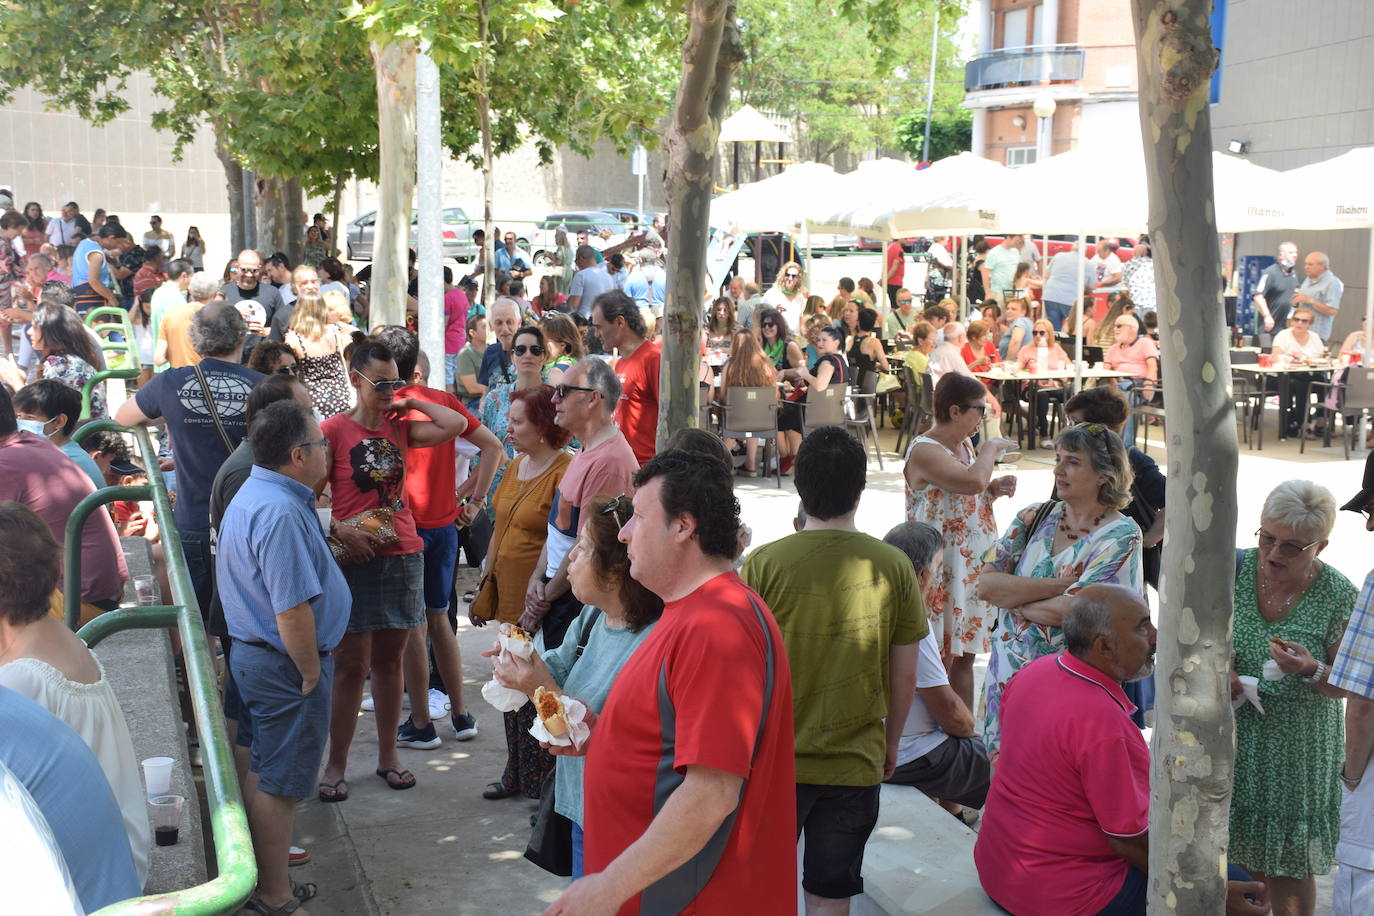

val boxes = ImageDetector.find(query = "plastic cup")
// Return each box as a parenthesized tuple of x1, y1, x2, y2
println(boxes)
(142, 756, 174, 800)
(149, 795, 184, 847)
(133, 575, 159, 607)
(315, 507, 333, 536)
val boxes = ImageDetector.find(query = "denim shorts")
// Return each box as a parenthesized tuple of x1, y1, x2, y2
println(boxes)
(231, 641, 333, 799)
(342, 552, 424, 633)
(418, 525, 459, 613)
(444, 352, 458, 386)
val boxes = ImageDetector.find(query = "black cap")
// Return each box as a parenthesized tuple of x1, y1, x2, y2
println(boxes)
(459, 276, 478, 289)
(1341, 451, 1374, 512)
(109, 457, 145, 477)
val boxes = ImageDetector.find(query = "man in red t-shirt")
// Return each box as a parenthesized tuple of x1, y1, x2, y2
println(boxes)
(885, 239, 906, 313)
(592, 290, 660, 465)
(545, 450, 796, 916)
(374, 327, 505, 748)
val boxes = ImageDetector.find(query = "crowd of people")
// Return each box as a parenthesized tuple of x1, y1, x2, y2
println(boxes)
(4, 199, 1374, 916)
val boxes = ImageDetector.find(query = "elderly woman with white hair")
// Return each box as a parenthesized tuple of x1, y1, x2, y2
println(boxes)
(1229, 480, 1356, 916)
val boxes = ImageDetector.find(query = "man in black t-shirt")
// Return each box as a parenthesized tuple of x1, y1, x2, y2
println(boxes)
(220, 249, 285, 357)
(1253, 241, 1299, 335)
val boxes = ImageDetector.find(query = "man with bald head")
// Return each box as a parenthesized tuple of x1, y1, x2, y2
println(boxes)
(476, 296, 521, 388)
(975, 586, 1267, 916)
(221, 249, 285, 355)
(927, 320, 975, 384)
(1291, 251, 1343, 343)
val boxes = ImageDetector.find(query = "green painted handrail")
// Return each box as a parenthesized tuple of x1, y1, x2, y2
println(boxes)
(82, 307, 141, 417)
(71, 421, 256, 916)
(63, 485, 152, 630)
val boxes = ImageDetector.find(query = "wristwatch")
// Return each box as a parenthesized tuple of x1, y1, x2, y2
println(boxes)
(1303, 660, 1328, 684)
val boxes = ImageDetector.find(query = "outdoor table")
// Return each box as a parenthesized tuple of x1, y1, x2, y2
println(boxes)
(1233, 361, 1336, 448)
(974, 366, 1134, 451)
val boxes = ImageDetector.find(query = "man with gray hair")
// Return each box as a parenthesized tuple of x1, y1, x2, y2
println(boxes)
(1291, 250, 1343, 343)
(527, 357, 639, 645)
(974, 585, 1268, 916)
(882, 521, 990, 822)
(116, 301, 264, 613)
(1253, 241, 1299, 334)
(927, 320, 977, 384)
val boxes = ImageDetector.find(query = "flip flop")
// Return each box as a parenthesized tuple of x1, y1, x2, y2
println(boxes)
(317, 778, 348, 803)
(483, 780, 519, 800)
(376, 767, 416, 790)
(291, 879, 318, 903)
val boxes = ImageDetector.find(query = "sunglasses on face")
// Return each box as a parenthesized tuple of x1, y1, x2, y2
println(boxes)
(960, 403, 987, 415)
(1292, 317, 1311, 324)
(783, 272, 800, 279)
(1033, 330, 1048, 337)
(239, 266, 260, 274)
(897, 298, 913, 305)
(511, 344, 545, 356)
(554, 383, 596, 399)
(353, 370, 404, 392)
(761, 322, 776, 329)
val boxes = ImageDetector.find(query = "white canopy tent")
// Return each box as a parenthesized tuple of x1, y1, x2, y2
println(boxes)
(808, 154, 1009, 238)
(708, 161, 841, 234)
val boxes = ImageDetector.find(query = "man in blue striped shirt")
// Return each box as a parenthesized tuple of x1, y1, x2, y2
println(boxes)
(1331, 453, 1374, 915)
(217, 400, 350, 915)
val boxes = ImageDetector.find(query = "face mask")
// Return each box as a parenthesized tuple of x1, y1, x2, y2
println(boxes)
(16, 418, 50, 437)
(1280, 257, 1296, 268)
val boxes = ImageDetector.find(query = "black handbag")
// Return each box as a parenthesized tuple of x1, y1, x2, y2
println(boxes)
(523, 607, 602, 876)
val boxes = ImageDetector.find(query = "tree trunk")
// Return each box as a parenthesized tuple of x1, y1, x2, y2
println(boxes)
(214, 135, 246, 256)
(1130, 4, 1237, 913)
(254, 176, 303, 263)
(659, 0, 745, 448)
(371, 39, 418, 331)
(329, 172, 346, 259)
(477, 0, 495, 309)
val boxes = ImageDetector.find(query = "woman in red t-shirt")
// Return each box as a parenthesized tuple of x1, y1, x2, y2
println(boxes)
(318, 337, 470, 797)
(962, 320, 1000, 372)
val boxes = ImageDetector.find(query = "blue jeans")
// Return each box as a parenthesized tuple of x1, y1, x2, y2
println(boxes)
(1044, 299, 1072, 332)
(181, 530, 214, 623)
(1097, 864, 1255, 915)
(571, 822, 585, 878)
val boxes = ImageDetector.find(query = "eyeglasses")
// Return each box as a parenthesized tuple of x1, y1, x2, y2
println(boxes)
(1255, 528, 1320, 557)
(760, 321, 776, 329)
(960, 403, 988, 415)
(511, 344, 545, 356)
(599, 494, 631, 527)
(275, 365, 297, 376)
(239, 266, 260, 275)
(553, 383, 596, 399)
(897, 299, 913, 306)
(1292, 317, 1312, 324)
(296, 438, 329, 451)
(1033, 330, 1048, 337)
(352, 370, 405, 392)
(783, 272, 800, 279)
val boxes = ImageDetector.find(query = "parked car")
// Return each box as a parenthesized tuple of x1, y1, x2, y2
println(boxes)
(346, 207, 478, 262)
(528, 211, 625, 266)
(598, 207, 661, 229)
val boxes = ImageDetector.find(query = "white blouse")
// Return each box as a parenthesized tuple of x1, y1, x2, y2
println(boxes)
(0, 657, 149, 887)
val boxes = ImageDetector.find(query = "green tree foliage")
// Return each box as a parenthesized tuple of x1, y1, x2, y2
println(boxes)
(734, 0, 968, 160)
(894, 108, 972, 162)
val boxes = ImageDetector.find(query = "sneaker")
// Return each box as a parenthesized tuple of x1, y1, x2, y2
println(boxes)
(361, 693, 411, 713)
(396, 716, 441, 750)
(451, 711, 478, 741)
(427, 688, 451, 720)
(288, 846, 311, 867)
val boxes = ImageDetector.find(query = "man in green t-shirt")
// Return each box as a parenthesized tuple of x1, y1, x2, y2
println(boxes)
(741, 427, 925, 912)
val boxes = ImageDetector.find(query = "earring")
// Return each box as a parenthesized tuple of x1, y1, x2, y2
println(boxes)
(539, 437, 545, 444)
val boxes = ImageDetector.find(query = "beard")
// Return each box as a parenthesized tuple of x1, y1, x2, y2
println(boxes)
(1121, 653, 1156, 683)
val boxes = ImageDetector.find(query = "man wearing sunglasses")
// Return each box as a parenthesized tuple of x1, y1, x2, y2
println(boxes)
(1331, 453, 1374, 915)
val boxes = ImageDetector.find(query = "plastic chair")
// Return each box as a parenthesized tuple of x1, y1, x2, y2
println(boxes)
(1229, 349, 1262, 449)
(718, 386, 781, 488)
(1303, 367, 1374, 459)
(800, 384, 846, 431)
(845, 371, 885, 468)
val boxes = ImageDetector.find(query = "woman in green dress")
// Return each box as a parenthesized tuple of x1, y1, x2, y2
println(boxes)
(1230, 480, 1356, 916)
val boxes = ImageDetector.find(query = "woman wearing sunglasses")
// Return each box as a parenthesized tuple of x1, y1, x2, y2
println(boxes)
(318, 336, 470, 797)
(1016, 318, 1071, 448)
(1228, 481, 1355, 916)
(478, 326, 550, 506)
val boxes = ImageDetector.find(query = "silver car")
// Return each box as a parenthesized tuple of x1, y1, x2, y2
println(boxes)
(346, 207, 477, 261)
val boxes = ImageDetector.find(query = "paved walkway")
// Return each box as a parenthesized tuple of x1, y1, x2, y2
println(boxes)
(280, 423, 1358, 914)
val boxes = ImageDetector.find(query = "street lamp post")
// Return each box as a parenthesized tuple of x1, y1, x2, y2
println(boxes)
(1033, 94, 1057, 163)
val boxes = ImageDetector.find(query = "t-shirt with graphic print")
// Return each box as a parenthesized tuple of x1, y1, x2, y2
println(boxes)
(133, 357, 263, 533)
(321, 411, 423, 554)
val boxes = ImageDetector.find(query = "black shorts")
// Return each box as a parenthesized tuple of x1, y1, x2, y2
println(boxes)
(795, 782, 881, 899)
(885, 735, 991, 810)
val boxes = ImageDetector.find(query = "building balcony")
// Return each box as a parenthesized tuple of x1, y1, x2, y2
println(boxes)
(964, 45, 1086, 93)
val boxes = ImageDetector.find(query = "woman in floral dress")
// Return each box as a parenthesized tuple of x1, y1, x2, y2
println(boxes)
(1229, 481, 1355, 916)
(904, 373, 1017, 712)
(976, 422, 1142, 756)
(285, 293, 353, 418)
(28, 305, 107, 417)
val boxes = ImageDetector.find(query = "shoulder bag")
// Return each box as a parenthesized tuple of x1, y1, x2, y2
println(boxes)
(192, 361, 237, 454)
(524, 607, 603, 876)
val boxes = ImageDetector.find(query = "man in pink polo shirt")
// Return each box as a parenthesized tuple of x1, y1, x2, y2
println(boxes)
(974, 585, 1267, 916)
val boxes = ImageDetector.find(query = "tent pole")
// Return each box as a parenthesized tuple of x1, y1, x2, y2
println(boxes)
(1359, 226, 1374, 454)
(1074, 230, 1086, 393)
(958, 236, 967, 321)
(803, 220, 812, 279)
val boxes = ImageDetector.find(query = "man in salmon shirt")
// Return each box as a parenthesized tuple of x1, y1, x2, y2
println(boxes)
(373, 326, 504, 749)
(591, 290, 659, 466)
(544, 450, 796, 915)
(974, 585, 1267, 916)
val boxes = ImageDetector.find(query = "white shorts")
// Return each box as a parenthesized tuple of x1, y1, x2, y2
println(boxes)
(1336, 753, 1374, 916)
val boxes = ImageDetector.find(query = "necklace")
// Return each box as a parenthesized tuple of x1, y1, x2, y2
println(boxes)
(1259, 565, 1315, 617)
(1058, 507, 1106, 542)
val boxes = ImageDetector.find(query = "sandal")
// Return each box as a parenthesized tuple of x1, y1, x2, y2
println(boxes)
(483, 780, 519, 800)
(317, 779, 348, 803)
(291, 879, 317, 903)
(244, 894, 302, 915)
(376, 767, 416, 790)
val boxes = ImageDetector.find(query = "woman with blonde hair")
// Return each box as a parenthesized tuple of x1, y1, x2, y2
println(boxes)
(719, 330, 779, 474)
(1083, 291, 1135, 347)
(801, 294, 828, 323)
(285, 292, 353, 417)
(539, 312, 584, 386)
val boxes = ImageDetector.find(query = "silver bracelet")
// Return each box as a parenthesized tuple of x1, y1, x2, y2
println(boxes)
(1303, 660, 1328, 685)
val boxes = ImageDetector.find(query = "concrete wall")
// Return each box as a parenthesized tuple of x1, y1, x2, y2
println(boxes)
(1210, 0, 1374, 342)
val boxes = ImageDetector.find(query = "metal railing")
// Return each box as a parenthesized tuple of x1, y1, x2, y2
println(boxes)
(70, 419, 255, 916)
(83, 306, 141, 418)
(964, 45, 1086, 92)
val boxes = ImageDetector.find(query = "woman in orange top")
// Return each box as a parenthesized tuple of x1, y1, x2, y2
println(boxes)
(470, 384, 572, 801)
